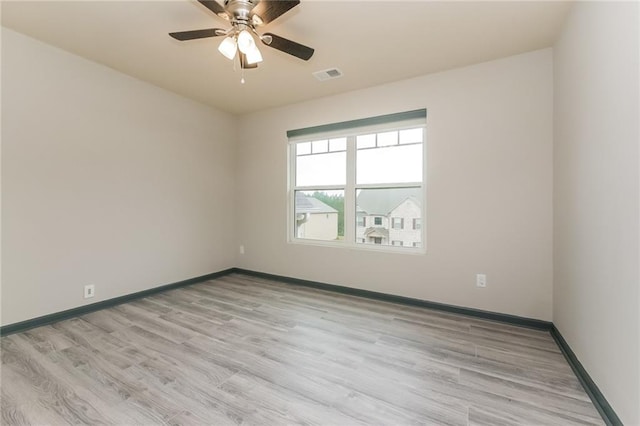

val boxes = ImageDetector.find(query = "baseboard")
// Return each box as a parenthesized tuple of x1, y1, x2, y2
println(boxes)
(1, 267, 552, 334)
(231, 268, 552, 330)
(0, 268, 235, 336)
(550, 325, 623, 426)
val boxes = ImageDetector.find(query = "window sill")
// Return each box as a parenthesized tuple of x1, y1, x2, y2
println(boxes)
(287, 238, 427, 255)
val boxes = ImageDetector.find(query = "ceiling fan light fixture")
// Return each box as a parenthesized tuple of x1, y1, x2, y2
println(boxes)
(237, 29, 255, 54)
(218, 36, 237, 60)
(171, 0, 314, 80)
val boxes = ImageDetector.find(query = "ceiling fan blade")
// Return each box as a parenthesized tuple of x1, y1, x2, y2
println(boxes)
(197, 0, 229, 19)
(262, 32, 314, 61)
(169, 28, 226, 41)
(251, 0, 300, 25)
(240, 53, 258, 69)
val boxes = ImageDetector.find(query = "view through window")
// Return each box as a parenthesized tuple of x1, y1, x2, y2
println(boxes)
(289, 110, 426, 250)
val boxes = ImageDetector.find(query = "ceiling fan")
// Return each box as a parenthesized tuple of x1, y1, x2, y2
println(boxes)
(169, 0, 314, 73)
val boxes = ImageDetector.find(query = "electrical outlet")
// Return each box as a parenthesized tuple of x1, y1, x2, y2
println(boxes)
(239, 245, 245, 255)
(84, 284, 95, 299)
(476, 274, 487, 288)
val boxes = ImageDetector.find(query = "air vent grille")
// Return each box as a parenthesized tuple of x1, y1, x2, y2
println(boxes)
(313, 68, 343, 81)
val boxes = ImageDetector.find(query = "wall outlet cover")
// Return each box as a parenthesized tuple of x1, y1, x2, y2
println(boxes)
(84, 284, 95, 299)
(476, 274, 487, 288)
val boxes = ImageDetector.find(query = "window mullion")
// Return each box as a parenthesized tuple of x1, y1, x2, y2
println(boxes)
(355, 182, 422, 190)
(292, 184, 346, 192)
(344, 135, 357, 244)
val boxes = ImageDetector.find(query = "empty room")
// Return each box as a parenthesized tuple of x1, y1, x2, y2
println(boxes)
(1, 0, 638, 425)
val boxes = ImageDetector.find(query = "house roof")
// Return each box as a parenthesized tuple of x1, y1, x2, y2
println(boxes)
(295, 193, 338, 214)
(356, 188, 422, 216)
(364, 227, 389, 239)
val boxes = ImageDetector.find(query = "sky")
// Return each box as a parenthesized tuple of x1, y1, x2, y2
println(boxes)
(295, 128, 423, 187)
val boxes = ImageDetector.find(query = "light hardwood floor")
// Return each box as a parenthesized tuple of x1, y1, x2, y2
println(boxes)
(1, 273, 603, 425)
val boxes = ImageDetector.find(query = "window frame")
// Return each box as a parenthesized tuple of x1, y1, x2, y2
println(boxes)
(287, 110, 427, 254)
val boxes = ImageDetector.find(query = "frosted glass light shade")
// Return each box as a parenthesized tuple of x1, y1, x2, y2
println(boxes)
(245, 45, 263, 64)
(237, 30, 255, 54)
(218, 36, 237, 60)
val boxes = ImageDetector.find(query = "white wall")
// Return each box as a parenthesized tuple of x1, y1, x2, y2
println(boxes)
(1, 28, 237, 326)
(236, 49, 554, 320)
(553, 2, 640, 424)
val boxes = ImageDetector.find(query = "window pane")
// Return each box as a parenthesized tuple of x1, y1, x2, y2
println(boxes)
(296, 142, 311, 156)
(295, 190, 344, 241)
(312, 140, 328, 153)
(377, 131, 398, 147)
(296, 151, 346, 186)
(357, 143, 422, 184)
(329, 138, 347, 152)
(356, 134, 376, 149)
(355, 187, 422, 248)
(399, 128, 423, 144)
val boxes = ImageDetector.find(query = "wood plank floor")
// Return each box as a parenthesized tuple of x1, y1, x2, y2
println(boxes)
(1, 273, 603, 425)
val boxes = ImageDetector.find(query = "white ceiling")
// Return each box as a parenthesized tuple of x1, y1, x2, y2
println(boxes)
(1, 0, 572, 114)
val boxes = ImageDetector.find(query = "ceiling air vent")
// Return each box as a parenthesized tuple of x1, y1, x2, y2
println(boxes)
(313, 68, 343, 81)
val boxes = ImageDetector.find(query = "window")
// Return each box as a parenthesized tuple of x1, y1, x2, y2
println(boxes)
(288, 109, 426, 251)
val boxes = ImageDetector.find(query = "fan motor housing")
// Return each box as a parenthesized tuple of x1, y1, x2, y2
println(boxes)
(225, 0, 258, 22)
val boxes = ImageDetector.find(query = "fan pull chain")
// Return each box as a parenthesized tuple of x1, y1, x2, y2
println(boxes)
(233, 51, 244, 84)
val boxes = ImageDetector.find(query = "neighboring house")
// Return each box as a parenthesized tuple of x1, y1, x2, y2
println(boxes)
(356, 188, 422, 247)
(295, 193, 338, 240)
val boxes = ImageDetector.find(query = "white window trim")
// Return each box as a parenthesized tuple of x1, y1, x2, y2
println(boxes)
(287, 113, 427, 254)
